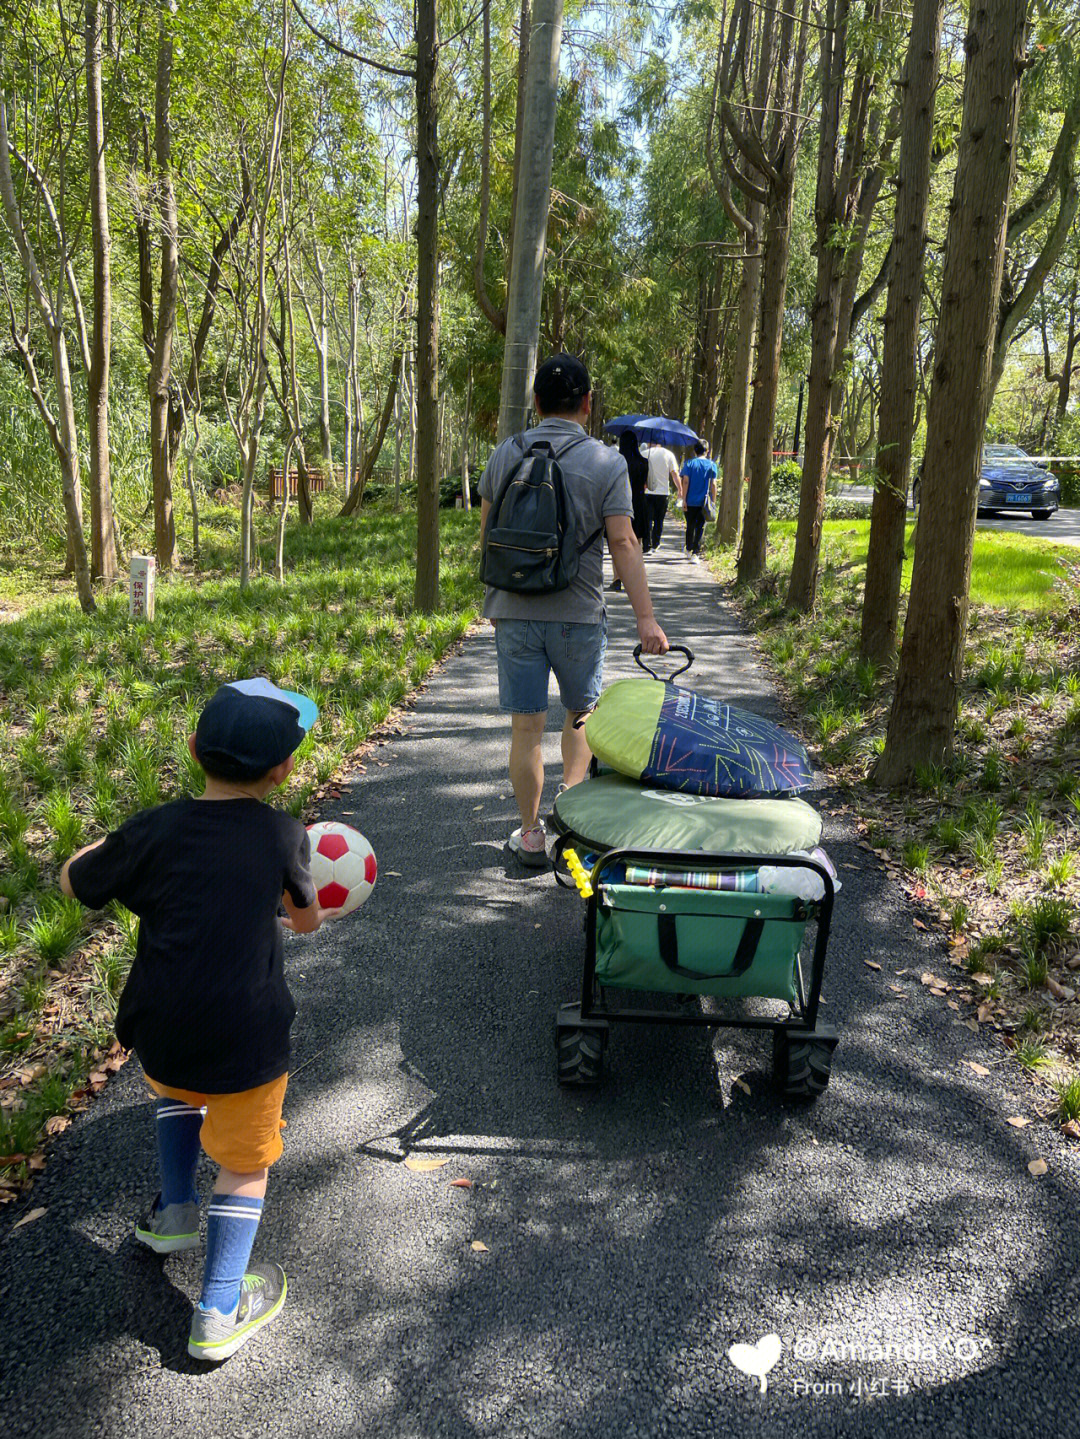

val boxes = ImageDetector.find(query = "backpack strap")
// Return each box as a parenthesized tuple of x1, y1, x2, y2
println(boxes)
(548, 434, 605, 554)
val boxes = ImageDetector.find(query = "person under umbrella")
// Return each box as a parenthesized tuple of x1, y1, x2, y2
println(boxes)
(640, 439, 681, 553)
(609, 431, 650, 591)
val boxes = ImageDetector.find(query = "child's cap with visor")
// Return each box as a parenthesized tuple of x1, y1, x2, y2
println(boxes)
(195, 678, 319, 781)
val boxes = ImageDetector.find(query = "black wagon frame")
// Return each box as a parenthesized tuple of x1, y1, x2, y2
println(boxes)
(551, 839, 840, 1096)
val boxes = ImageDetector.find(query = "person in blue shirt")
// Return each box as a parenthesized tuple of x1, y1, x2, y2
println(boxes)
(679, 441, 718, 559)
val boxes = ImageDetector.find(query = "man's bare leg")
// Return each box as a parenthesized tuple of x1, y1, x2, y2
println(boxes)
(509, 712, 547, 830)
(562, 711, 592, 790)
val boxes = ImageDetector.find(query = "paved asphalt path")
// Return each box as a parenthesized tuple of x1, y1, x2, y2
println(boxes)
(839, 485, 1080, 546)
(4, 523, 1080, 1438)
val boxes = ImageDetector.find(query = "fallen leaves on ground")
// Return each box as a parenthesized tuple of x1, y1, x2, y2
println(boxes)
(403, 1156, 450, 1173)
(1061, 1119, 1080, 1139)
(470, 1240, 489, 1252)
(1006, 1116, 1032, 1128)
(450, 1178, 474, 1189)
(1028, 1158, 1048, 1176)
(863, 960, 881, 971)
(11, 1206, 46, 1230)
(732, 1077, 751, 1096)
(965, 1062, 992, 1077)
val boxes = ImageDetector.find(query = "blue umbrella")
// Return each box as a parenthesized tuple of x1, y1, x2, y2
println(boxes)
(603, 413, 651, 436)
(633, 416, 701, 449)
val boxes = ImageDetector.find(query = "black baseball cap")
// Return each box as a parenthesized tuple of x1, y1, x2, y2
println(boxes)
(194, 678, 319, 782)
(533, 353, 591, 412)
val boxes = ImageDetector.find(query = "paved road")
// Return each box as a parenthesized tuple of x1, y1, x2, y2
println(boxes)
(3, 529, 1079, 1438)
(839, 486, 1080, 546)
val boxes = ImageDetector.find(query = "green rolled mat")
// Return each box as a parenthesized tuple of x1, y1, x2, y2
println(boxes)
(552, 772, 822, 857)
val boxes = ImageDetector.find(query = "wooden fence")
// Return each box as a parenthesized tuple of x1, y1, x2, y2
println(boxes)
(267, 466, 329, 500)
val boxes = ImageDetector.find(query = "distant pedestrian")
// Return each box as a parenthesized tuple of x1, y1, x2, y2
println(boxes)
(479, 354, 669, 867)
(60, 680, 326, 1362)
(641, 441, 680, 552)
(608, 430, 650, 592)
(680, 441, 718, 559)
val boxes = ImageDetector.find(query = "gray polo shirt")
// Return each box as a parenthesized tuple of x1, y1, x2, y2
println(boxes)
(479, 418, 633, 622)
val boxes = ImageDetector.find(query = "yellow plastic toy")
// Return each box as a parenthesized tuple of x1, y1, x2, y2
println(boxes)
(562, 847, 594, 899)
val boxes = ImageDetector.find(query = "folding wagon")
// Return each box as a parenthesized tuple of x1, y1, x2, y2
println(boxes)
(548, 646, 839, 1100)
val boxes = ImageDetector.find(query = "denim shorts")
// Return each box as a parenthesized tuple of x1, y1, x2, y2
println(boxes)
(494, 618, 608, 715)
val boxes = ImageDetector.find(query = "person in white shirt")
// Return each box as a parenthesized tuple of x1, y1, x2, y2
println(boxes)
(641, 443, 681, 553)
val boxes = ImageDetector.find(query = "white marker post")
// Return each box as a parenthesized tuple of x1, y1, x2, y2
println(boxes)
(129, 554, 156, 621)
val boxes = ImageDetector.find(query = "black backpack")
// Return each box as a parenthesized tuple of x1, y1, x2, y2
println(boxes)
(480, 433, 603, 594)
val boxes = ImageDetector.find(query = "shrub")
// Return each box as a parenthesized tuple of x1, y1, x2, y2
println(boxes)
(438, 475, 481, 509)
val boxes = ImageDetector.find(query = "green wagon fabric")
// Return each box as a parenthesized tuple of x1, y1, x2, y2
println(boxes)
(594, 884, 806, 1002)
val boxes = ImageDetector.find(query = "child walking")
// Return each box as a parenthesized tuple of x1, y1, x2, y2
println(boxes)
(61, 678, 325, 1361)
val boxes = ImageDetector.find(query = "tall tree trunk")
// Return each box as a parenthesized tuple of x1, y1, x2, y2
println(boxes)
(340, 350, 403, 515)
(148, 1, 179, 569)
(707, 0, 774, 547)
(474, 0, 506, 333)
(408, 349, 417, 489)
(787, 0, 879, 612)
(506, 0, 532, 297)
(860, 0, 944, 664)
(393, 377, 402, 509)
(496, 0, 564, 441)
(236, 0, 289, 590)
(461, 362, 473, 511)
(718, 207, 763, 544)
(313, 241, 333, 469)
(0, 84, 94, 611)
(734, 0, 809, 587)
(736, 173, 799, 586)
(85, 0, 118, 582)
(414, 0, 441, 611)
(874, 0, 1027, 785)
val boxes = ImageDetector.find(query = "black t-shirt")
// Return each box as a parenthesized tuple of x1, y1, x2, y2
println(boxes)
(67, 798, 317, 1093)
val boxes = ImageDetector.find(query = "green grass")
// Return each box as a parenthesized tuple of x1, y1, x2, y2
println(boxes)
(765, 519, 1069, 612)
(1058, 1075, 1080, 1123)
(1014, 1037, 1052, 1069)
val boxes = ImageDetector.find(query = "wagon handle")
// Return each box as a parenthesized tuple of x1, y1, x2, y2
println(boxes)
(633, 643, 694, 682)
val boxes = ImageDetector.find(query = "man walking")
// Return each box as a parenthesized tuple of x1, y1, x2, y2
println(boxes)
(479, 354, 669, 867)
(641, 440, 681, 553)
(679, 440, 718, 559)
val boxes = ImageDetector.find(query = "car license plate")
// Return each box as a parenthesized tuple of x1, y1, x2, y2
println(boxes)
(1006, 492, 1032, 503)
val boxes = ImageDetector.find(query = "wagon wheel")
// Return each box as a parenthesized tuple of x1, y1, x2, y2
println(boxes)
(773, 1028, 833, 1101)
(556, 1024, 605, 1087)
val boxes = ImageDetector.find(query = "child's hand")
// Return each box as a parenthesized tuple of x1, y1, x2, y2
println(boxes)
(280, 902, 328, 932)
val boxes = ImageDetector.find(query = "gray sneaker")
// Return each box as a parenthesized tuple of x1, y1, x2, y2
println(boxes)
(188, 1264, 287, 1362)
(135, 1195, 201, 1255)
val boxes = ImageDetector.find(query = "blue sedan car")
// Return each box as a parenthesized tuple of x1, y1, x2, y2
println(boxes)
(914, 444, 1060, 519)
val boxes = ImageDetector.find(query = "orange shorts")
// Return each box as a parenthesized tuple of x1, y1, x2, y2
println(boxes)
(145, 1072, 288, 1172)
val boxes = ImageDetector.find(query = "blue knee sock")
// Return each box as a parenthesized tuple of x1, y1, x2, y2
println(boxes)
(154, 1098, 203, 1207)
(200, 1194, 264, 1313)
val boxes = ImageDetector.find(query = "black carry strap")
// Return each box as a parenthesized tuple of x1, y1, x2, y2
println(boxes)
(656, 911, 764, 981)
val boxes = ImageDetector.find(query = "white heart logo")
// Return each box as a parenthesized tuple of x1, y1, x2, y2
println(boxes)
(727, 1333, 783, 1393)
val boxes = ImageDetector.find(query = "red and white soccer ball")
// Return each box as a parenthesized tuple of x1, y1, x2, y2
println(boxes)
(307, 822, 377, 917)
